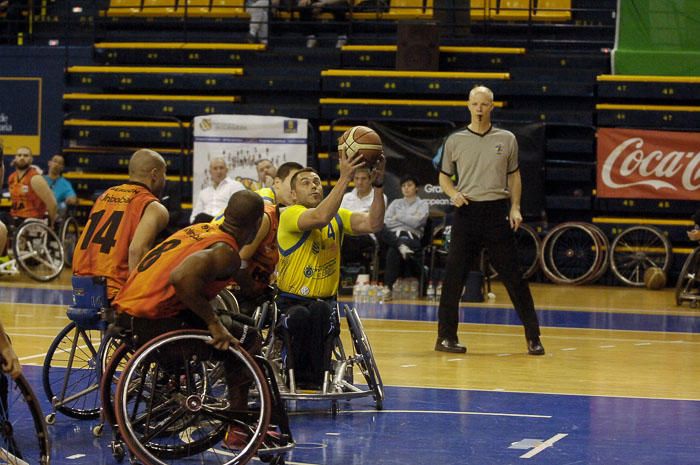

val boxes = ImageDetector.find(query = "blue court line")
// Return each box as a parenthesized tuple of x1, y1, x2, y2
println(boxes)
(1, 286, 698, 333)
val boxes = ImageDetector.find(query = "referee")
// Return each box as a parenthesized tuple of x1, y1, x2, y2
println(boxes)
(434, 86, 544, 355)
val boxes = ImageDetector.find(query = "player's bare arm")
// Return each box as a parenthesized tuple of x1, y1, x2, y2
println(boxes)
(170, 243, 240, 350)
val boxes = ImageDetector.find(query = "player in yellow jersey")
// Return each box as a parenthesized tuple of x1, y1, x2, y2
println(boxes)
(276, 150, 385, 388)
(210, 162, 303, 313)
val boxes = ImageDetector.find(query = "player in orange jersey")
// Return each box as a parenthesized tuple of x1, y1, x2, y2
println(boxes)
(4, 146, 56, 228)
(72, 149, 169, 300)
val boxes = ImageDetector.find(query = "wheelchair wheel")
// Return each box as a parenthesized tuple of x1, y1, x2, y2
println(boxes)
(60, 216, 80, 267)
(114, 330, 272, 465)
(99, 342, 132, 436)
(610, 225, 672, 287)
(540, 222, 603, 285)
(42, 321, 102, 419)
(0, 373, 51, 465)
(344, 306, 384, 410)
(480, 224, 542, 280)
(211, 288, 240, 315)
(13, 220, 64, 281)
(675, 248, 700, 306)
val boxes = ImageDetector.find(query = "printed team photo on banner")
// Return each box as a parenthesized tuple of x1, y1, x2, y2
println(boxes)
(192, 114, 308, 206)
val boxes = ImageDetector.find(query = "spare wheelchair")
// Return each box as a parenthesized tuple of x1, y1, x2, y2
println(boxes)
(0, 219, 64, 281)
(676, 246, 700, 308)
(253, 289, 384, 414)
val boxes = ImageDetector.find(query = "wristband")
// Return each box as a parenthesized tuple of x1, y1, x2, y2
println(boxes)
(239, 325, 248, 344)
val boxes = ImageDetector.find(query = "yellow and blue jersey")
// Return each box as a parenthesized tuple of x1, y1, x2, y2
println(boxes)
(277, 204, 354, 299)
(256, 187, 276, 204)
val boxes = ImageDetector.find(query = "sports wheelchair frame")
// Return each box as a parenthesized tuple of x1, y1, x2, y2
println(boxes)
(0, 219, 64, 281)
(0, 367, 50, 465)
(254, 290, 384, 414)
(108, 329, 294, 465)
(676, 246, 700, 308)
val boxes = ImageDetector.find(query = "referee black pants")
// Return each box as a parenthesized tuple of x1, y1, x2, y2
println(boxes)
(437, 199, 541, 342)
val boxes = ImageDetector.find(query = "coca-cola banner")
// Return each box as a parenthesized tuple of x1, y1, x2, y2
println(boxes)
(596, 127, 700, 200)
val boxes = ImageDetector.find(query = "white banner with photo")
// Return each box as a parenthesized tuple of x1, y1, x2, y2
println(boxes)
(192, 114, 308, 207)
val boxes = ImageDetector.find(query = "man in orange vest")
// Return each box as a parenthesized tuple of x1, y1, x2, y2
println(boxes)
(5, 146, 56, 228)
(72, 149, 169, 300)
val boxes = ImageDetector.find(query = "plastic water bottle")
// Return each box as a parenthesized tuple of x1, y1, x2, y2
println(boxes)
(353, 283, 361, 304)
(426, 280, 435, 300)
(368, 281, 378, 304)
(394, 278, 404, 300)
(381, 283, 390, 303)
(436, 281, 443, 299)
(408, 278, 419, 300)
(360, 284, 369, 304)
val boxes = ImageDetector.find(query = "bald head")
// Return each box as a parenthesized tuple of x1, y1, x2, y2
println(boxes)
(128, 149, 167, 196)
(222, 190, 264, 246)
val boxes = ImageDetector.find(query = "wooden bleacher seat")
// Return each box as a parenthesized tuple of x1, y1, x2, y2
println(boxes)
(107, 0, 143, 17)
(352, 0, 433, 20)
(181, 0, 211, 16)
(596, 103, 700, 129)
(63, 119, 191, 146)
(319, 97, 505, 121)
(142, 0, 178, 16)
(63, 93, 240, 119)
(209, 0, 248, 18)
(471, 0, 571, 22)
(67, 65, 245, 91)
(321, 69, 510, 95)
(597, 74, 700, 101)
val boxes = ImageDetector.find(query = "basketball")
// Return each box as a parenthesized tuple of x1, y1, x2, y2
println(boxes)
(643, 266, 667, 290)
(338, 126, 383, 168)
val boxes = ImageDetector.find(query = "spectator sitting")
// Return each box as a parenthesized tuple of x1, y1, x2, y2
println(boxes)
(688, 209, 700, 242)
(255, 158, 277, 190)
(290, 0, 350, 48)
(2, 146, 57, 229)
(380, 175, 429, 298)
(191, 158, 245, 224)
(43, 154, 77, 217)
(246, 0, 272, 45)
(340, 167, 387, 273)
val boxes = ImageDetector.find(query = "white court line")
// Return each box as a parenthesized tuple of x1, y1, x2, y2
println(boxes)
(520, 433, 568, 458)
(332, 409, 551, 419)
(367, 328, 700, 344)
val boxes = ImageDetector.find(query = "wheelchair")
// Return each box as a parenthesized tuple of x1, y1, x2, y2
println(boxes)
(675, 246, 700, 308)
(42, 276, 113, 426)
(42, 278, 255, 435)
(0, 218, 64, 281)
(0, 366, 51, 465)
(257, 291, 384, 414)
(110, 329, 294, 465)
(56, 214, 80, 267)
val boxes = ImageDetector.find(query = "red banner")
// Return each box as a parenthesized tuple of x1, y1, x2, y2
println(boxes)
(597, 127, 700, 200)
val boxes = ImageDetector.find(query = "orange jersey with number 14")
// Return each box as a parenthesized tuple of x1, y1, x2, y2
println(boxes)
(72, 183, 158, 300)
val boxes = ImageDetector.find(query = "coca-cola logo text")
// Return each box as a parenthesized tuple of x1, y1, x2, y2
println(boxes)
(600, 135, 700, 193)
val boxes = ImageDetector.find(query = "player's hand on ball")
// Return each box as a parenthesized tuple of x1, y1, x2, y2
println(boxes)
(372, 153, 386, 185)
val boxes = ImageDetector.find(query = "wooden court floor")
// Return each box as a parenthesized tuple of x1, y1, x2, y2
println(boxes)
(0, 270, 698, 464)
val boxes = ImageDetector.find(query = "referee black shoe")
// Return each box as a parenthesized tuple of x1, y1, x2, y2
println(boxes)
(527, 337, 545, 356)
(435, 338, 467, 353)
